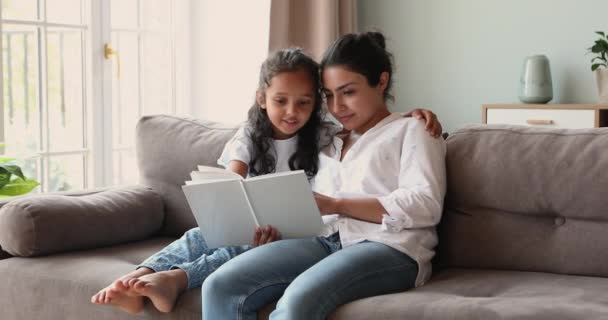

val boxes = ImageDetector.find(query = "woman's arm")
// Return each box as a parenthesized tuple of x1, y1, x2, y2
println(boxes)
(404, 108, 443, 138)
(377, 120, 447, 230)
(315, 119, 447, 228)
(314, 193, 384, 224)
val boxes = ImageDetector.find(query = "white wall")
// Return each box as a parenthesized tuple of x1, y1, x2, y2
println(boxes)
(191, 0, 271, 125)
(358, 0, 608, 132)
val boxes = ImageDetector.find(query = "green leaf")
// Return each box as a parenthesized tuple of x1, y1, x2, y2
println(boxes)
(597, 31, 606, 38)
(0, 164, 25, 180)
(0, 157, 15, 163)
(0, 178, 40, 196)
(0, 168, 11, 189)
(592, 63, 602, 71)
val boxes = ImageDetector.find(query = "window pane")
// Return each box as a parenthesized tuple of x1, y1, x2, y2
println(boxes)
(47, 28, 84, 151)
(141, 0, 170, 30)
(111, 31, 139, 149)
(113, 149, 137, 185)
(111, 0, 138, 29)
(1, 0, 39, 21)
(1, 24, 40, 158)
(46, 0, 83, 24)
(46, 154, 84, 192)
(141, 32, 171, 115)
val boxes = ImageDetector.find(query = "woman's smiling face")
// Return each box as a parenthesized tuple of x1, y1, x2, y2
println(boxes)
(322, 65, 389, 134)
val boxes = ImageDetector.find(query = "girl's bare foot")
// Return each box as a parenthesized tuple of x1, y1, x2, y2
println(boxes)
(90, 268, 154, 314)
(123, 269, 188, 313)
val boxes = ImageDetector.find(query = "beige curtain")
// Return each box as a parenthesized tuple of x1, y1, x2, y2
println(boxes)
(268, 0, 357, 61)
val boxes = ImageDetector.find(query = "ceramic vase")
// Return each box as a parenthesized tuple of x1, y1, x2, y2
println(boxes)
(519, 55, 553, 104)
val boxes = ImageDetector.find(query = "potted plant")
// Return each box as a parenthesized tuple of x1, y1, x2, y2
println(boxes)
(0, 157, 39, 198)
(588, 31, 608, 104)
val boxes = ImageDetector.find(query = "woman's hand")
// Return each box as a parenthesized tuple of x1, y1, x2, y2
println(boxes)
(251, 225, 281, 247)
(313, 192, 340, 215)
(405, 109, 443, 138)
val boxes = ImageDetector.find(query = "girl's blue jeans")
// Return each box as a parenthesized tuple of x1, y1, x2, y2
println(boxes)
(202, 232, 419, 320)
(138, 227, 251, 289)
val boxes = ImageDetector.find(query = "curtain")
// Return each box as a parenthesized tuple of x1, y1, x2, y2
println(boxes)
(268, 0, 357, 60)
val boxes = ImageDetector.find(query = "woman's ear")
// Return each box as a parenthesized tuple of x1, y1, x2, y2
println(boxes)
(378, 72, 390, 93)
(256, 91, 266, 109)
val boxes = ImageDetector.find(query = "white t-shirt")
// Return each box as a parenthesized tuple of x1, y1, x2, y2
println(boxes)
(217, 126, 298, 175)
(312, 113, 447, 287)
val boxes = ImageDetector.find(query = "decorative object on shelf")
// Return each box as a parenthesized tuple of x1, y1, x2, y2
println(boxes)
(518, 55, 553, 104)
(588, 31, 608, 104)
(0, 155, 39, 198)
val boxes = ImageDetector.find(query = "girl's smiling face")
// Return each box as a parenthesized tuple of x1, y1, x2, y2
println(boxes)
(259, 69, 316, 140)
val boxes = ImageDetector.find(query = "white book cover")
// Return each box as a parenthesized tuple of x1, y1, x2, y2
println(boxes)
(182, 167, 323, 248)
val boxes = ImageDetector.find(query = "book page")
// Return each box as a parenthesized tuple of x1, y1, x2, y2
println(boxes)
(190, 171, 241, 182)
(182, 180, 257, 248)
(243, 170, 323, 239)
(191, 165, 242, 181)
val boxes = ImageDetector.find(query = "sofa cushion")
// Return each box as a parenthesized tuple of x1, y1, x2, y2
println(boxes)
(331, 268, 608, 320)
(0, 237, 205, 320)
(0, 186, 164, 257)
(136, 115, 238, 237)
(439, 125, 608, 277)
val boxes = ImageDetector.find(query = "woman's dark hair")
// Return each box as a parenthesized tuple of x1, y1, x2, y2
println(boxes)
(247, 48, 323, 179)
(320, 31, 394, 101)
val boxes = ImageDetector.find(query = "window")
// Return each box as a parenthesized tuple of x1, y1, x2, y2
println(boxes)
(1, 0, 89, 193)
(0, 0, 187, 192)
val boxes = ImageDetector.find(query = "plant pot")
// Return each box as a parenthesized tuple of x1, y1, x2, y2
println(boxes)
(595, 68, 608, 104)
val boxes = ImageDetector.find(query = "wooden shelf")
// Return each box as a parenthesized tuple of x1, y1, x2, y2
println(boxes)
(482, 104, 608, 128)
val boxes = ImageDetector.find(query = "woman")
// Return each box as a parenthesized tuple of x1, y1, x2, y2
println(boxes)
(202, 31, 447, 320)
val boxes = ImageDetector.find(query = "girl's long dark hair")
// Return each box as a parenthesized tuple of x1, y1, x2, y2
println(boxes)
(247, 48, 323, 179)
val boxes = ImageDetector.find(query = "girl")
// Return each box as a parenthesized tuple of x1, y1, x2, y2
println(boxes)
(90, 47, 324, 314)
(91, 47, 442, 315)
(202, 32, 447, 320)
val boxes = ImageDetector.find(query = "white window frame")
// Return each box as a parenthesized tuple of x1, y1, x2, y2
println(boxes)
(0, 0, 91, 192)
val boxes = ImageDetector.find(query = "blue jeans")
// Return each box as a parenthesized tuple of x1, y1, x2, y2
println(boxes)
(139, 227, 251, 289)
(202, 232, 418, 320)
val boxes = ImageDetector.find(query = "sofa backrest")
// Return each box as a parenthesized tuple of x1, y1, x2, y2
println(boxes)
(438, 124, 608, 277)
(136, 115, 238, 236)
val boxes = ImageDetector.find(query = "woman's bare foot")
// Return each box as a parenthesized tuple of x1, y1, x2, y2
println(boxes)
(91, 268, 154, 314)
(123, 269, 188, 313)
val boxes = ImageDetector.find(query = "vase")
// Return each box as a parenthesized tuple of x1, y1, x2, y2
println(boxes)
(518, 55, 553, 104)
(595, 68, 608, 104)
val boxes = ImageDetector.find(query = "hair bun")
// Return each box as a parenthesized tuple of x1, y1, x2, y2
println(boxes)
(365, 31, 386, 49)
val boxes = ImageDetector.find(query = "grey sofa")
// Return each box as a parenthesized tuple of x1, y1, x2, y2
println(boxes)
(0, 114, 607, 320)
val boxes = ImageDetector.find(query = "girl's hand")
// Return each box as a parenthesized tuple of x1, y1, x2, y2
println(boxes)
(405, 109, 443, 138)
(313, 192, 340, 215)
(251, 225, 281, 247)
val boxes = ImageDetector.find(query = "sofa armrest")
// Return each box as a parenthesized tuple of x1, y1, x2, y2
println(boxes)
(0, 185, 164, 257)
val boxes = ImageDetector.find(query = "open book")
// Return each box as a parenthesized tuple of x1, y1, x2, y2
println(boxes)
(182, 166, 323, 248)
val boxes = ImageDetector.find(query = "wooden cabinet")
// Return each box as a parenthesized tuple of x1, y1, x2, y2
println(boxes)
(482, 104, 608, 129)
